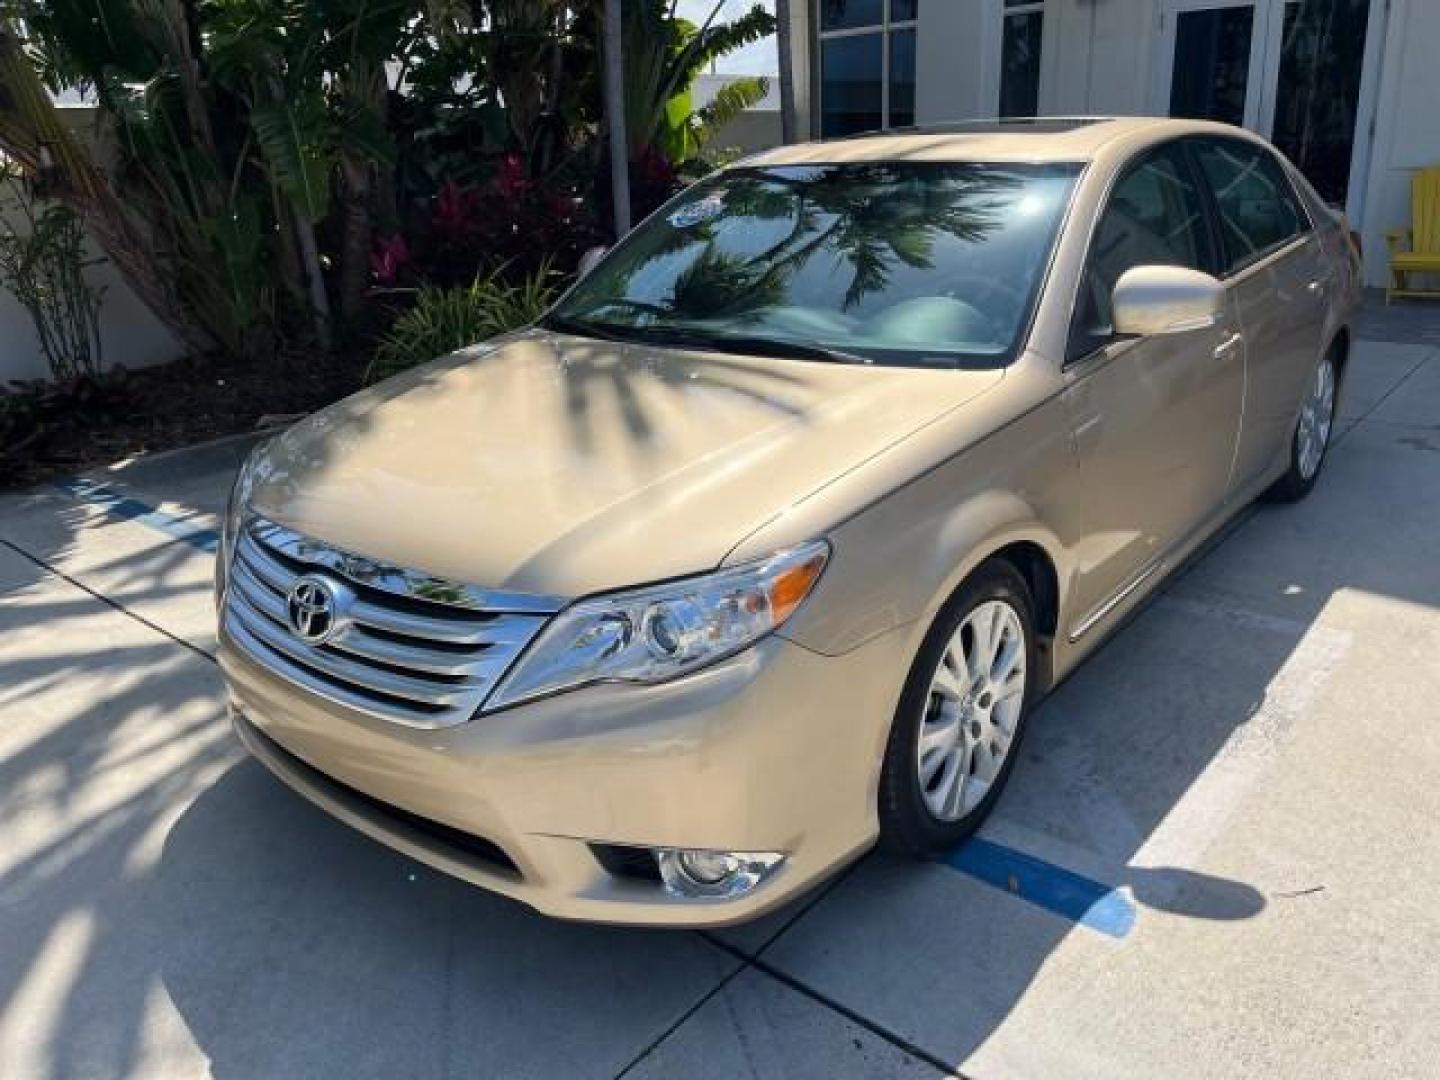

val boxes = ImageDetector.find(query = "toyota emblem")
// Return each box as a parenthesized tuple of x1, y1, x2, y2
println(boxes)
(286, 574, 341, 645)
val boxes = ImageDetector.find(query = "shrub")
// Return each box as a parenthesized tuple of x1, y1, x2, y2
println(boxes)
(0, 167, 106, 382)
(367, 263, 562, 384)
(380, 168, 606, 291)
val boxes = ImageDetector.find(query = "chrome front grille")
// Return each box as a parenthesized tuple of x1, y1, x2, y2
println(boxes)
(222, 518, 557, 728)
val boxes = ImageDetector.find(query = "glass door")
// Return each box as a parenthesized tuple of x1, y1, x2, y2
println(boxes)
(1257, 0, 1376, 211)
(1157, 0, 1271, 130)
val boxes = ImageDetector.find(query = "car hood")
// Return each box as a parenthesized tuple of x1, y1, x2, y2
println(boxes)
(247, 330, 1003, 598)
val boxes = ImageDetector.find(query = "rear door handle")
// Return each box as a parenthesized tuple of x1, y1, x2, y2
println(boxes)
(1214, 331, 1243, 358)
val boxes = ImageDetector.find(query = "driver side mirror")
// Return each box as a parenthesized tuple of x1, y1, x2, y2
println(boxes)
(1111, 265, 1225, 337)
(576, 245, 609, 279)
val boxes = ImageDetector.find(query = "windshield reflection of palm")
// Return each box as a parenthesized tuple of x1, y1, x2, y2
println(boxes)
(566, 162, 1065, 367)
(668, 167, 1019, 339)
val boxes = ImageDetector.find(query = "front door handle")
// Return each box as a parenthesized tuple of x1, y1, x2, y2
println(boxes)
(1214, 331, 1243, 359)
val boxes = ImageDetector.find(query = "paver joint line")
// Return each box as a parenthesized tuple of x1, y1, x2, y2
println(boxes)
(726, 939, 973, 1080)
(0, 535, 217, 667)
(610, 962, 750, 1080)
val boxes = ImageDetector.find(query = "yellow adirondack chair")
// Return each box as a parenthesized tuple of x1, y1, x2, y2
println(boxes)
(1386, 166, 1440, 302)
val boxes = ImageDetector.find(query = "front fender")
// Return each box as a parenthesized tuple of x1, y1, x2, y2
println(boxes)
(783, 488, 1070, 661)
(776, 391, 1082, 685)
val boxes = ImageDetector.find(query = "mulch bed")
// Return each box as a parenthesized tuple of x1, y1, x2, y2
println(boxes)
(1, 351, 368, 491)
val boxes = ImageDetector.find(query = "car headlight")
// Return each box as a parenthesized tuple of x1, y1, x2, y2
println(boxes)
(485, 540, 830, 711)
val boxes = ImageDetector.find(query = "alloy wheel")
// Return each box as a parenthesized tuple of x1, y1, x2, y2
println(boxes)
(915, 600, 1028, 822)
(1297, 355, 1337, 481)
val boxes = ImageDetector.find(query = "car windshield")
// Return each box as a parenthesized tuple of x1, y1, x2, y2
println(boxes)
(548, 161, 1083, 368)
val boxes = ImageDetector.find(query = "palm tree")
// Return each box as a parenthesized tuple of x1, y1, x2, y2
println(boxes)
(0, 20, 210, 353)
(604, 0, 631, 234)
(774, 0, 796, 143)
(4, 0, 425, 357)
(620, 1, 777, 162)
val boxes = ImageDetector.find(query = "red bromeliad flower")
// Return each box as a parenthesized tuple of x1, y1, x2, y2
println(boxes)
(370, 232, 411, 284)
(495, 153, 530, 202)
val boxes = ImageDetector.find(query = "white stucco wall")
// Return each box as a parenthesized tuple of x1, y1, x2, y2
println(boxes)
(1045, 0, 1161, 117)
(912, 0, 1160, 126)
(914, 0, 992, 123)
(0, 107, 181, 385)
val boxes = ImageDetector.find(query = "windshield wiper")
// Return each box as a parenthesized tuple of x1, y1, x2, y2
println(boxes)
(544, 317, 867, 365)
(542, 314, 631, 342)
(618, 325, 867, 365)
(705, 333, 868, 365)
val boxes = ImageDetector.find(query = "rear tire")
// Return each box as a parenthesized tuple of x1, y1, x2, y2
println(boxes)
(1268, 347, 1339, 503)
(878, 560, 1036, 857)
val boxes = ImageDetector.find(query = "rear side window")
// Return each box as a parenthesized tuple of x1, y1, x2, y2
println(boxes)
(1193, 139, 1309, 274)
(1072, 144, 1212, 356)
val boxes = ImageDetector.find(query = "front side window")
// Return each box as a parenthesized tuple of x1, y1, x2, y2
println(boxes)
(818, 0, 919, 136)
(1073, 144, 1213, 355)
(1193, 139, 1309, 274)
(999, 1, 1045, 118)
(550, 161, 1082, 369)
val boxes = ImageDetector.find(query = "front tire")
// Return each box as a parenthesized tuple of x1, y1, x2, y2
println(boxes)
(878, 560, 1036, 857)
(1269, 347, 1339, 503)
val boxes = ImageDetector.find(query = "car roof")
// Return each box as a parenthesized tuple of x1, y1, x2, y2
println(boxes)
(740, 116, 1255, 169)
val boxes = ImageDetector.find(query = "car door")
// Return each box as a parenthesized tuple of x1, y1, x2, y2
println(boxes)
(1190, 137, 1328, 490)
(1061, 141, 1245, 639)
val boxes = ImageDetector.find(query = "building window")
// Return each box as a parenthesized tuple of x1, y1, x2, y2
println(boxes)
(818, 1, 919, 137)
(999, 0, 1044, 118)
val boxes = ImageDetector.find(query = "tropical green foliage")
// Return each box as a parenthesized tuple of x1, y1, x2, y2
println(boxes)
(0, 163, 105, 380)
(0, 0, 779, 371)
(621, 1, 775, 162)
(368, 263, 561, 383)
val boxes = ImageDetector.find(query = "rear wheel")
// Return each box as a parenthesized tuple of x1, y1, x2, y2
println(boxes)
(1269, 348, 1339, 503)
(879, 560, 1036, 856)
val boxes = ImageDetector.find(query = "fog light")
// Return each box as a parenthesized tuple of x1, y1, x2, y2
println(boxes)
(656, 848, 785, 899)
(678, 850, 737, 884)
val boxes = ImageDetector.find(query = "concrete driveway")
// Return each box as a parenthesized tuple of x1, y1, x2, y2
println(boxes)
(3, 305, 1440, 1079)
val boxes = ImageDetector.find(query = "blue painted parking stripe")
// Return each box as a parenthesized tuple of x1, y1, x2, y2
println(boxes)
(55, 477, 219, 554)
(941, 838, 1136, 939)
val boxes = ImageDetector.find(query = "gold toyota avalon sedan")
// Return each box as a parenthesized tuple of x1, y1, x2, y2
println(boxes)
(217, 118, 1359, 926)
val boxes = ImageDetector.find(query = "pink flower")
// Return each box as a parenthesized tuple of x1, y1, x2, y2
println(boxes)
(495, 153, 529, 201)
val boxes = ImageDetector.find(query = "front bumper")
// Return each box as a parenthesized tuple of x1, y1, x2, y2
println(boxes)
(220, 626, 909, 927)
